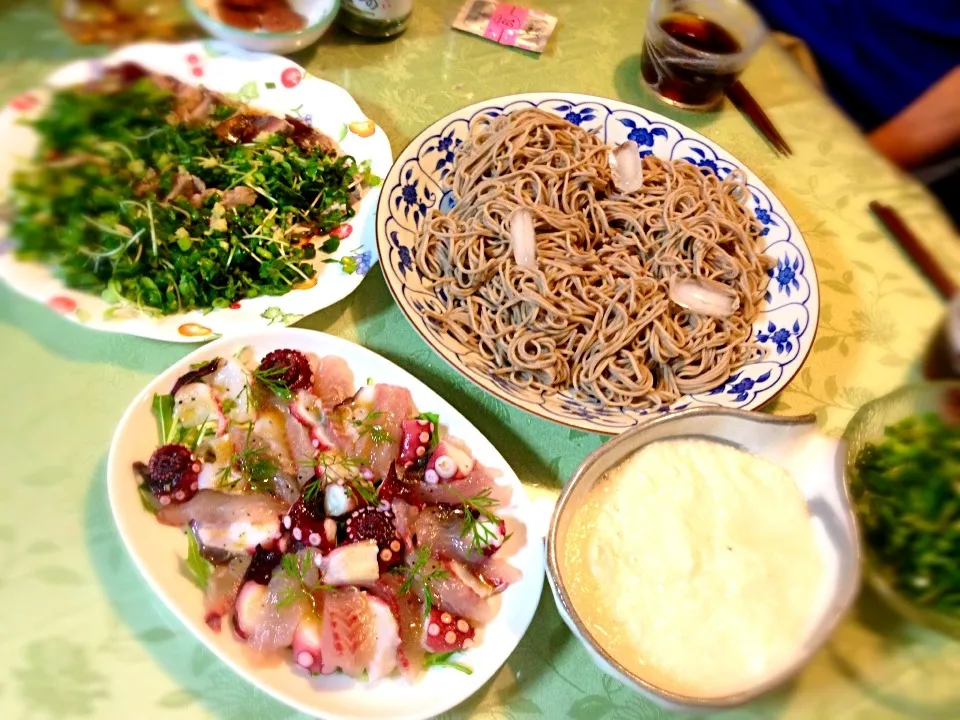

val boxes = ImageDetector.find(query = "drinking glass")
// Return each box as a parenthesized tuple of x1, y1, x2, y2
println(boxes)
(639, 0, 766, 111)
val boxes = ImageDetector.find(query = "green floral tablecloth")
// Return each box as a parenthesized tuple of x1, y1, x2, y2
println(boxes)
(2, 2, 959, 718)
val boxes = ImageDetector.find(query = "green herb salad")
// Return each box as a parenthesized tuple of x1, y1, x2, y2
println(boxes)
(9, 62, 380, 315)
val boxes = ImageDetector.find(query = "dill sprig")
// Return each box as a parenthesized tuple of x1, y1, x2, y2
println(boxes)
(277, 551, 332, 608)
(393, 544, 449, 615)
(217, 422, 278, 491)
(251, 364, 294, 400)
(350, 409, 393, 445)
(451, 487, 506, 556)
(300, 453, 378, 506)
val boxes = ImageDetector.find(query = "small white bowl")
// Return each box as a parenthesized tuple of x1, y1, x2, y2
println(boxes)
(546, 408, 861, 711)
(186, 0, 340, 55)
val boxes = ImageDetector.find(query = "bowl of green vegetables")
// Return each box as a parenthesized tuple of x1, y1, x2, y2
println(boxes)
(844, 381, 960, 638)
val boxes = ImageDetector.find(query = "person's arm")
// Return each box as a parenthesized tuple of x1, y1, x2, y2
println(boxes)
(868, 65, 960, 170)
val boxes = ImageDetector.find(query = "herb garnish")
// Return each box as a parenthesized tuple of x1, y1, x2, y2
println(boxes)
(351, 410, 393, 445)
(152, 393, 176, 444)
(251, 364, 294, 401)
(451, 487, 507, 556)
(184, 531, 213, 590)
(217, 422, 278, 491)
(393, 544, 449, 615)
(277, 552, 332, 608)
(424, 651, 473, 675)
(301, 453, 378, 506)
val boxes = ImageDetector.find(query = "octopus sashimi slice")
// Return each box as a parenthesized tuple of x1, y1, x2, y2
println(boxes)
(372, 573, 425, 682)
(156, 489, 289, 527)
(310, 354, 356, 412)
(419, 463, 512, 507)
(319, 588, 377, 678)
(474, 555, 522, 591)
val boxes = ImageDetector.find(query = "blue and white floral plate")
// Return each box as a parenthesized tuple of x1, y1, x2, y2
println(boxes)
(0, 41, 392, 343)
(375, 93, 818, 434)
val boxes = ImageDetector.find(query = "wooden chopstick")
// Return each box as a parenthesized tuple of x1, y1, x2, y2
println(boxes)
(869, 201, 958, 300)
(727, 80, 792, 156)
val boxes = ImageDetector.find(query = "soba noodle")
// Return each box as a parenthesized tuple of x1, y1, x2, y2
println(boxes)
(414, 108, 773, 410)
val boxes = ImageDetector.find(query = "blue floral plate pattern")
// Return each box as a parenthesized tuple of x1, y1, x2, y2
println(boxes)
(375, 93, 819, 433)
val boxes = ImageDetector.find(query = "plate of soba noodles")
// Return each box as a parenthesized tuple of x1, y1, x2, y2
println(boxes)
(375, 94, 818, 433)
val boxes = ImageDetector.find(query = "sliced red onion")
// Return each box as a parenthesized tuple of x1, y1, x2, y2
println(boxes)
(609, 141, 644, 194)
(509, 208, 537, 270)
(668, 276, 740, 318)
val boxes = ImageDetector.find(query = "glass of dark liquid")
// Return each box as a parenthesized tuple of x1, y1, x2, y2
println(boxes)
(640, 0, 766, 111)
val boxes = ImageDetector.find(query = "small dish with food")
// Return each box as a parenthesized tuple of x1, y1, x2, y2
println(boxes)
(186, 0, 340, 54)
(844, 381, 960, 639)
(107, 328, 544, 719)
(546, 408, 860, 709)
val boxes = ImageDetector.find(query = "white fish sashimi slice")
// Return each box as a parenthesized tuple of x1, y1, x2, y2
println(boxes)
(246, 572, 310, 654)
(319, 588, 377, 678)
(419, 463, 512, 507)
(312, 355, 356, 412)
(155, 489, 289, 527)
(252, 408, 297, 477)
(366, 596, 400, 681)
(210, 356, 254, 424)
(420, 558, 496, 625)
(174, 382, 227, 433)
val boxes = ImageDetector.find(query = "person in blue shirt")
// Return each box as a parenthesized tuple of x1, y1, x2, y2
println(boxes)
(750, 1, 959, 217)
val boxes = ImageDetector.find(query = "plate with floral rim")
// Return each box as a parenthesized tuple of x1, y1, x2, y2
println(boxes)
(0, 40, 392, 343)
(375, 93, 819, 434)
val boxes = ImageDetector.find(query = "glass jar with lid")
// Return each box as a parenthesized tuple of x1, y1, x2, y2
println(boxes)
(338, 0, 412, 38)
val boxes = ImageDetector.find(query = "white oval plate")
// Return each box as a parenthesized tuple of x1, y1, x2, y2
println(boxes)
(107, 328, 544, 720)
(376, 93, 819, 434)
(0, 41, 392, 343)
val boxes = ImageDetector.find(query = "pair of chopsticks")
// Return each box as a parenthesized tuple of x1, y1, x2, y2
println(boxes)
(869, 201, 957, 300)
(727, 80, 792, 156)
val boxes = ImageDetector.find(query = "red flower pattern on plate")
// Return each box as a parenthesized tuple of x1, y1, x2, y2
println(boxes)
(331, 224, 353, 240)
(47, 296, 77, 313)
(9, 93, 38, 112)
(281, 68, 303, 88)
(229, 302, 242, 309)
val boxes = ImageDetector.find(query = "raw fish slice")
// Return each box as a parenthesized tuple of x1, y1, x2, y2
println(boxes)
(319, 588, 377, 678)
(413, 506, 477, 563)
(310, 355, 356, 412)
(284, 403, 317, 487)
(366, 596, 401, 681)
(210, 356, 254, 424)
(372, 573, 425, 681)
(156, 489, 289, 527)
(419, 463, 512, 507)
(252, 407, 297, 476)
(204, 555, 252, 631)
(474, 555, 522, 592)
(332, 385, 414, 479)
(235, 571, 310, 654)
(417, 558, 496, 625)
